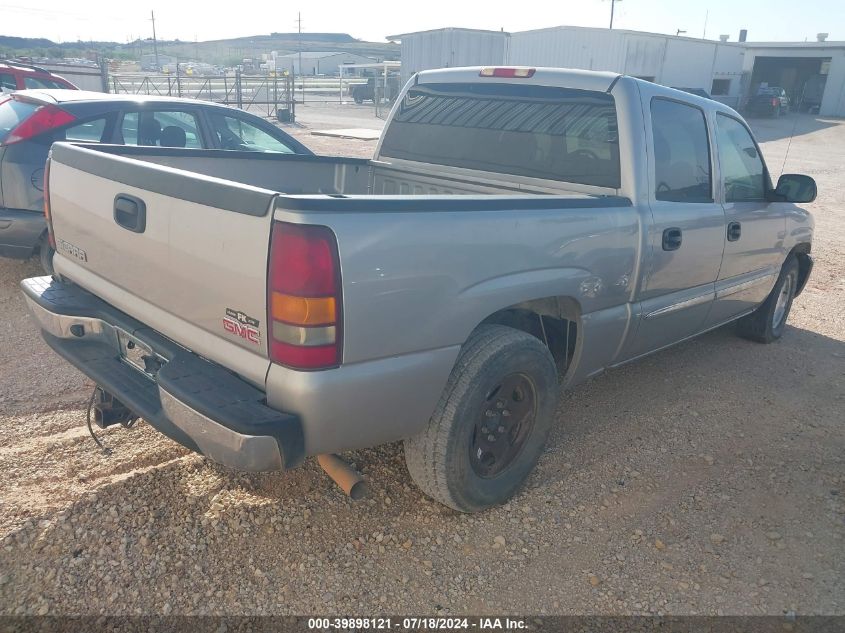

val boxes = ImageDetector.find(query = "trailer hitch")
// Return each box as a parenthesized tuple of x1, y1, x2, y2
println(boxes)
(86, 386, 138, 450)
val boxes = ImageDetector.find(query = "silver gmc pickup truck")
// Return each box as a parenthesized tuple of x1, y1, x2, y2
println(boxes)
(22, 67, 816, 512)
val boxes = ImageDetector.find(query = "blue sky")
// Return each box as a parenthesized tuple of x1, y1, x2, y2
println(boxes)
(1, 0, 841, 44)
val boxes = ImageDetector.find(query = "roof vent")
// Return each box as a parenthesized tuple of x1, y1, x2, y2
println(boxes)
(739, 29, 748, 42)
(719, 34, 730, 42)
(817, 33, 829, 42)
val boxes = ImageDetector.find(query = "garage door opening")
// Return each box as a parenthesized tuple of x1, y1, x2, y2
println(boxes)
(749, 56, 831, 113)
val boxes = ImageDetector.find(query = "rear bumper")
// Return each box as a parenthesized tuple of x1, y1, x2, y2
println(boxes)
(0, 208, 45, 259)
(20, 276, 304, 471)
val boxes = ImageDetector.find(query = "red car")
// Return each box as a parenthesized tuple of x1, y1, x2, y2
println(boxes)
(0, 61, 78, 94)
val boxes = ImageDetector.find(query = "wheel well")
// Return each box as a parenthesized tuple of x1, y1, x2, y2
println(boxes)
(478, 297, 580, 375)
(790, 243, 812, 296)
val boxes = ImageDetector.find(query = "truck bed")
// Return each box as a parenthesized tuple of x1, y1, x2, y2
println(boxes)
(75, 143, 620, 198)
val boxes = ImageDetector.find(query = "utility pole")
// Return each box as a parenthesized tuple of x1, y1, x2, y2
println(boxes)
(297, 12, 303, 97)
(608, 0, 622, 29)
(703, 10, 709, 39)
(296, 11, 304, 103)
(150, 10, 160, 71)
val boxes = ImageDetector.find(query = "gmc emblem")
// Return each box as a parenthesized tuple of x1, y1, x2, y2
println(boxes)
(222, 316, 260, 345)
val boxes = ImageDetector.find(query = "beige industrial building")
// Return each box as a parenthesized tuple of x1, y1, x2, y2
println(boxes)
(390, 26, 845, 116)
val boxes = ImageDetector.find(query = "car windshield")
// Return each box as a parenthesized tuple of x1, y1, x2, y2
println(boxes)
(0, 98, 39, 143)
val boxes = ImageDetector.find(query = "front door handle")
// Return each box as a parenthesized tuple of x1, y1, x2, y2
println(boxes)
(662, 227, 682, 251)
(727, 221, 742, 242)
(114, 194, 146, 233)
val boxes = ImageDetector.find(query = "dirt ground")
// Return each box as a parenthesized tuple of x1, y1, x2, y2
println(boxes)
(0, 110, 842, 616)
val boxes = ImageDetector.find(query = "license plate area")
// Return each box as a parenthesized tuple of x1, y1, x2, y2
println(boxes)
(116, 329, 165, 376)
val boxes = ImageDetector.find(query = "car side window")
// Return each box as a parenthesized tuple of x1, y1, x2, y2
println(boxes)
(715, 114, 766, 202)
(120, 111, 203, 148)
(0, 73, 16, 92)
(62, 117, 109, 142)
(650, 98, 712, 203)
(23, 76, 68, 90)
(208, 112, 294, 153)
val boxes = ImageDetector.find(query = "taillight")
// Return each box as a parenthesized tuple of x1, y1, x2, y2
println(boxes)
(479, 67, 536, 78)
(3, 103, 76, 145)
(267, 222, 342, 370)
(772, 98, 780, 107)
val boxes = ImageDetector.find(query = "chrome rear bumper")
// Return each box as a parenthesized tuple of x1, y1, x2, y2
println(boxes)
(21, 276, 303, 471)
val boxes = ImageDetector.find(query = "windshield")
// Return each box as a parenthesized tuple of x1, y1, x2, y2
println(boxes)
(379, 82, 621, 188)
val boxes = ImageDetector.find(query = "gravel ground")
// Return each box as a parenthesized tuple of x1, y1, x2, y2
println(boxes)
(0, 112, 843, 616)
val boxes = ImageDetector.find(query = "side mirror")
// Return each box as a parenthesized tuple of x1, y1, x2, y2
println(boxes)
(773, 173, 817, 203)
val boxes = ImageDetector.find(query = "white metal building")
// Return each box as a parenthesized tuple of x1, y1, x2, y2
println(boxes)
(390, 26, 845, 116)
(740, 41, 845, 116)
(272, 51, 377, 76)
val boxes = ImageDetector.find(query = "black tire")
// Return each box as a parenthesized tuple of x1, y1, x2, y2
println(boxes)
(404, 325, 558, 512)
(353, 94, 363, 104)
(737, 255, 799, 343)
(37, 233, 55, 275)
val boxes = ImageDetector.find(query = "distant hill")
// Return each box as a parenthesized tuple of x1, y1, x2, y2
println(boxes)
(0, 33, 399, 66)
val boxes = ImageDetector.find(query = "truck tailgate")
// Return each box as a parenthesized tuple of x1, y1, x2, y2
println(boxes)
(47, 143, 275, 387)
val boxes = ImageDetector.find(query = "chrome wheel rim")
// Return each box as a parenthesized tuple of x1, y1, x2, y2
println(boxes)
(773, 275, 792, 329)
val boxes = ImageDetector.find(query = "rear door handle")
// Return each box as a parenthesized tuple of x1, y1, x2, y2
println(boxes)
(114, 194, 146, 233)
(727, 221, 742, 242)
(662, 227, 682, 251)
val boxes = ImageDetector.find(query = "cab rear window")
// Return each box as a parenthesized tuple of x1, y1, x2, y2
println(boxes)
(0, 98, 38, 143)
(379, 82, 620, 188)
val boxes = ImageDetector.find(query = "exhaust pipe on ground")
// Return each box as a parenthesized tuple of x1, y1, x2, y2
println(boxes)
(317, 453, 368, 500)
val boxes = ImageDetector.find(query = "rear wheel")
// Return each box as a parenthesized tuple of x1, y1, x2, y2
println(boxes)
(404, 325, 558, 512)
(737, 255, 799, 343)
(37, 233, 54, 275)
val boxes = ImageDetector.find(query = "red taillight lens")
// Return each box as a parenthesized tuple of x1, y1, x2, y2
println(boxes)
(479, 67, 536, 78)
(3, 104, 76, 145)
(268, 222, 342, 370)
(772, 98, 780, 107)
(43, 156, 55, 248)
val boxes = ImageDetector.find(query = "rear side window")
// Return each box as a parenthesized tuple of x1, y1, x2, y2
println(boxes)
(120, 111, 202, 148)
(651, 98, 712, 203)
(379, 82, 620, 188)
(0, 73, 16, 92)
(23, 76, 69, 90)
(0, 98, 38, 143)
(62, 117, 109, 142)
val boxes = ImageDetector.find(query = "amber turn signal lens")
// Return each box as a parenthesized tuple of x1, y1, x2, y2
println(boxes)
(271, 292, 336, 326)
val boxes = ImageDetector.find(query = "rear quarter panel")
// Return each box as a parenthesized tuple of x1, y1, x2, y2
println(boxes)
(274, 197, 641, 368)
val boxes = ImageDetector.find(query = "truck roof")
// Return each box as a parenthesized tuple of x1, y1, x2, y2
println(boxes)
(415, 66, 621, 93)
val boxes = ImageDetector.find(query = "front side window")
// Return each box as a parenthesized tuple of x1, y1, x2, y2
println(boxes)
(208, 113, 294, 153)
(715, 114, 766, 202)
(120, 110, 202, 148)
(379, 82, 621, 188)
(651, 98, 712, 203)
